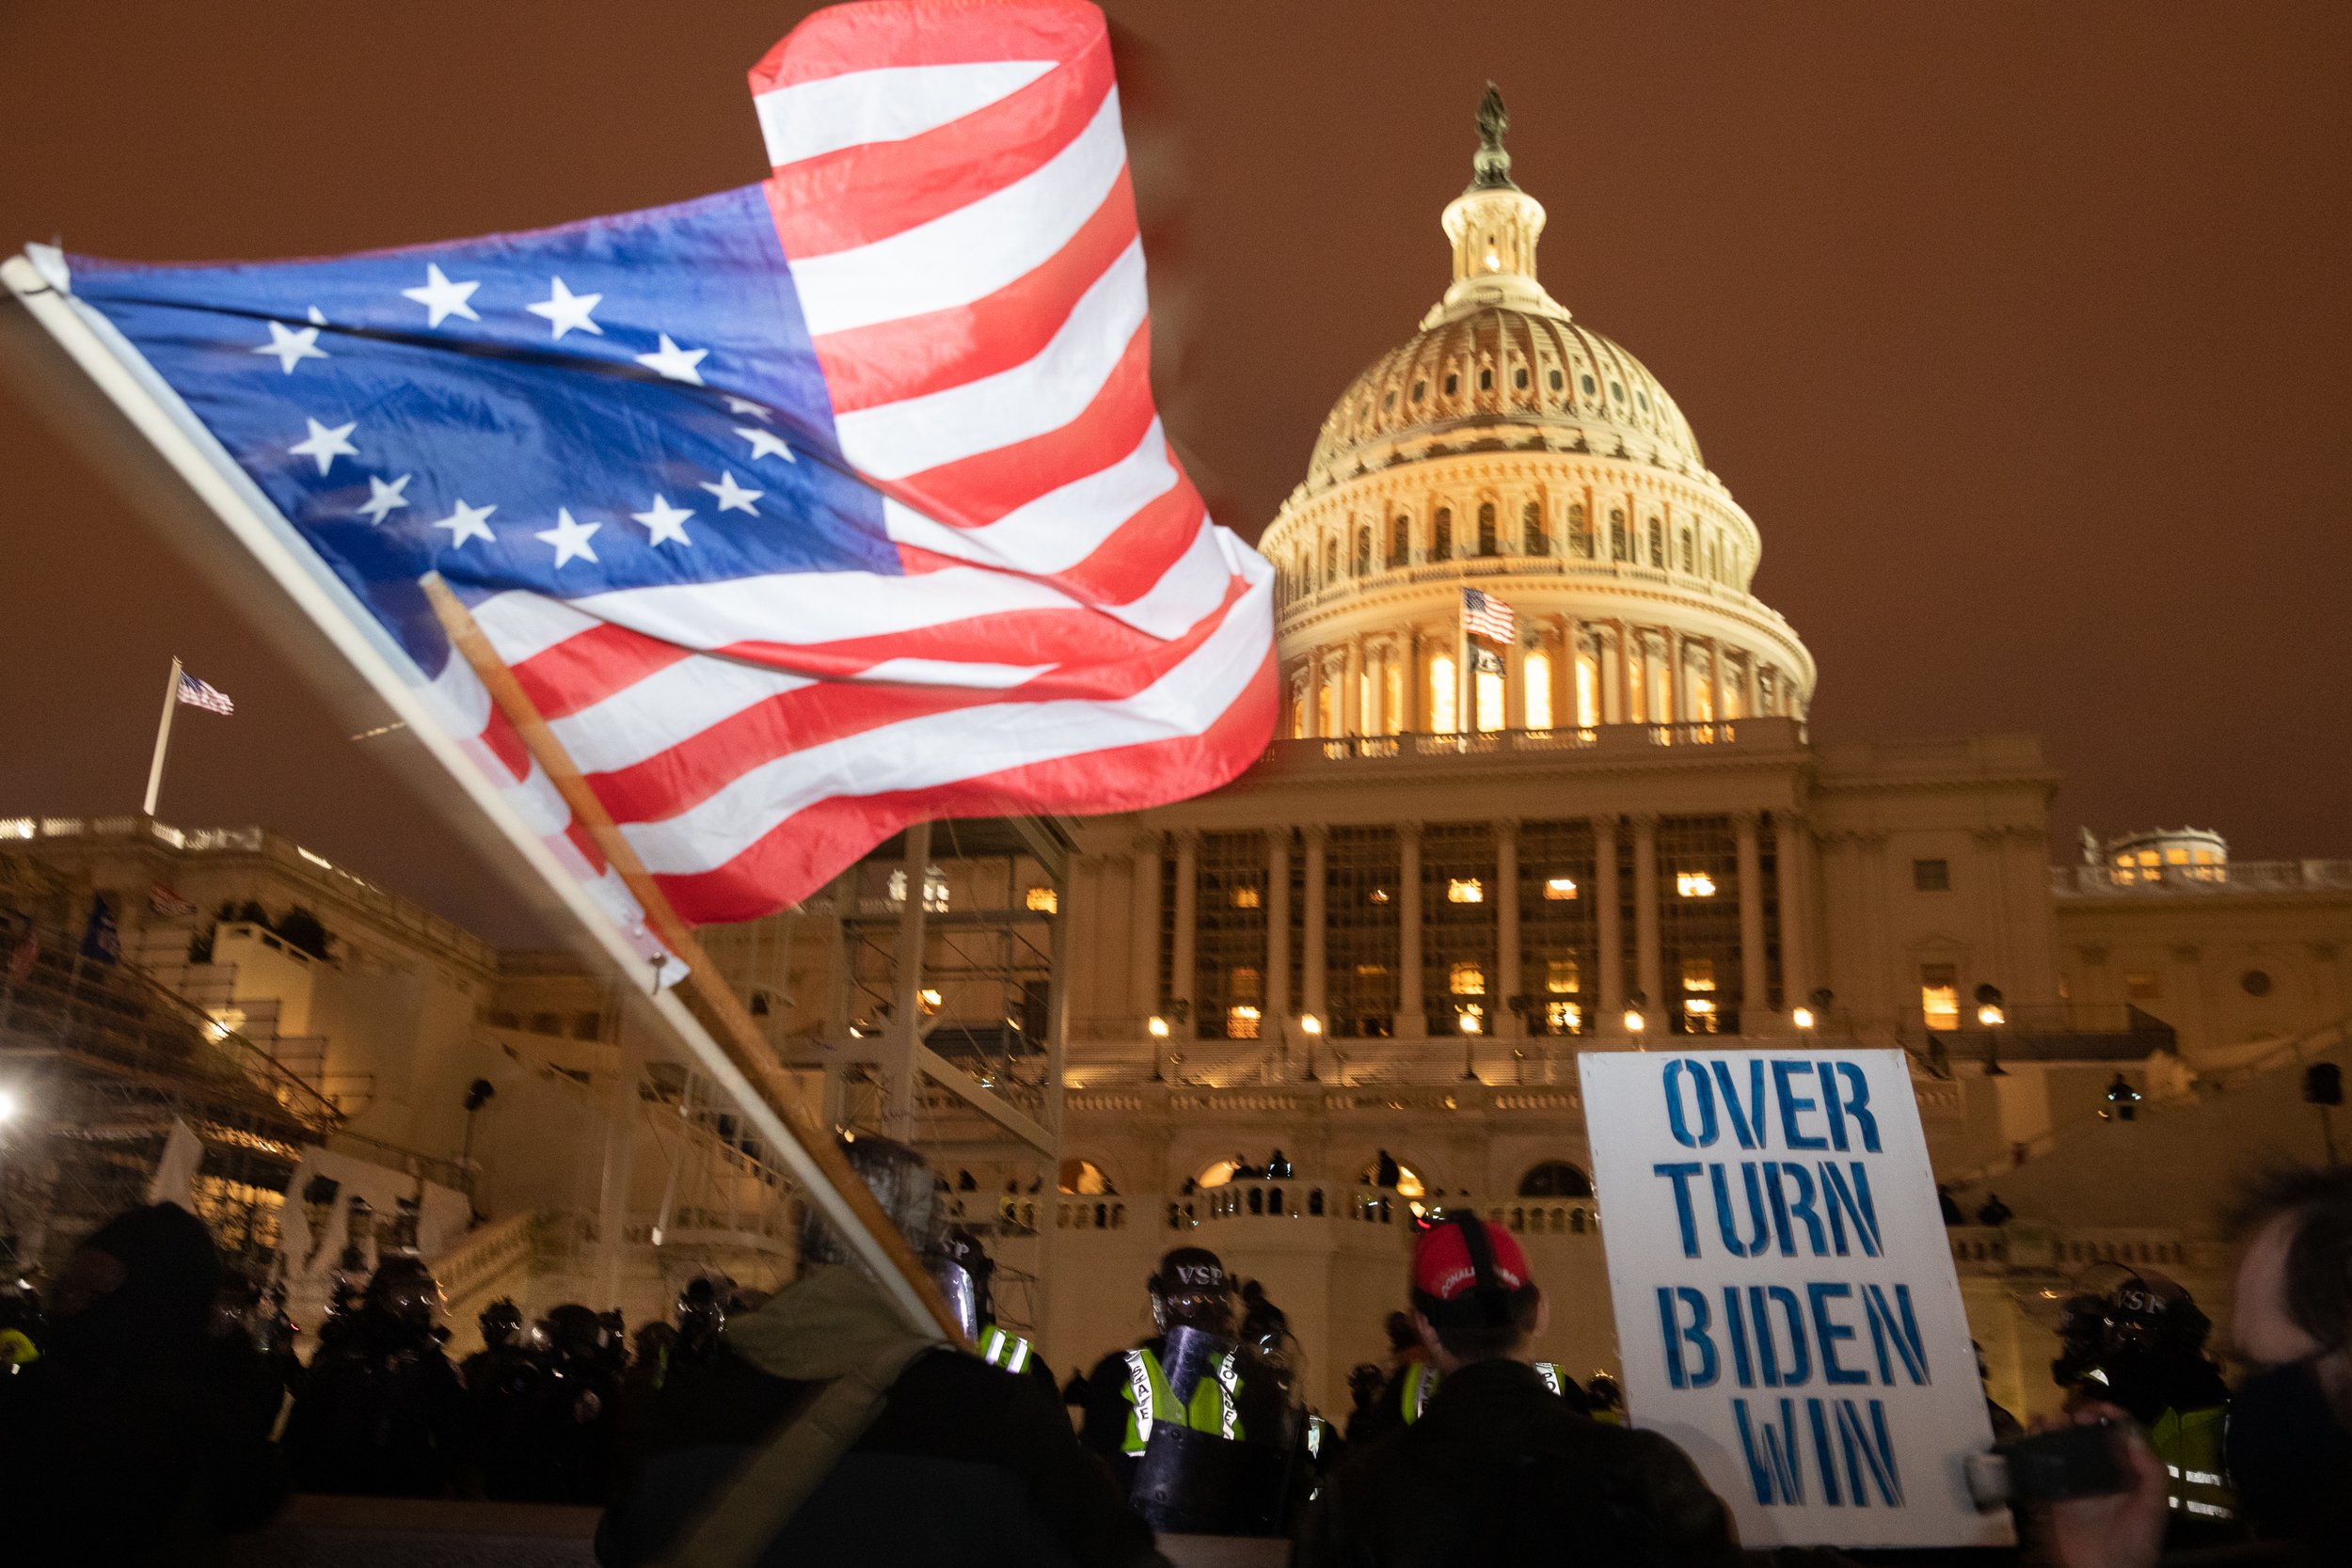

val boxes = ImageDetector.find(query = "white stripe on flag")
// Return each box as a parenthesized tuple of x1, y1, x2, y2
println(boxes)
(755, 60, 1056, 166)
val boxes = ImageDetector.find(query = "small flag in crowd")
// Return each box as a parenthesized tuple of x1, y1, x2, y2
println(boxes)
(1462, 585, 1516, 643)
(150, 884, 199, 919)
(80, 894, 121, 965)
(176, 671, 235, 716)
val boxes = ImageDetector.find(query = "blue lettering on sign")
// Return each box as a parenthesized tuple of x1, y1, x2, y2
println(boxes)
(1665, 1059, 1719, 1148)
(1653, 1162, 1704, 1258)
(1657, 1286, 1719, 1388)
(1710, 1058, 1768, 1150)
(1751, 1285, 1810, 1388)
(1765, 1161, 1827, 1256)
(1734, 1398, 1804, 1505)
(1773, 1060, 1829, 1149)
(1709, 1162, 1772, 1258)
(1863, 1284, 1930, 1386)
(1818, 1061, 1883, 1153)
(1808, 1283, 1867, 1386)
(1820, 1162, 1883, 1258)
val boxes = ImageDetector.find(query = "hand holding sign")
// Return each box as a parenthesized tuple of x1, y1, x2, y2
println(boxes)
(1581, 1049, 2010, 1550)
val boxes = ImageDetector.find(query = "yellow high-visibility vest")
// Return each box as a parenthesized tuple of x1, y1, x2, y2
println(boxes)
(1119, 1345, 1243, 1452)
(2152, 1405, 2234, 1524)
(977, 1324, 1034, 1375)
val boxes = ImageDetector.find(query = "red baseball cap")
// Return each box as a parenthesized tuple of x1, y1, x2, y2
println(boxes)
(1412, 1215, 1531, 1306)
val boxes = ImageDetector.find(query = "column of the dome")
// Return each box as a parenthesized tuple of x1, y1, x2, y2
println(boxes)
(1343, 638, 1365, 737)
(1503, 629, 1526, 731)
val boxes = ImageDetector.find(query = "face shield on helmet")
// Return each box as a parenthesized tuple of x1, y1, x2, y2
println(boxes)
(365, 1257, 442, 1330)
(1149, 1247, 1236, 1338)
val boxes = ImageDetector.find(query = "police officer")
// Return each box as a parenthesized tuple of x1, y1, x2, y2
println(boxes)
(2052, 1267, 2235, 1534)
(458, 1298, 540, 1498)
(516, 1302, 620, 1504)
(1585, 1371, 1626, 1426)
(284, 1255, 467, 1497)
(1080, 1245, 1247, 1481)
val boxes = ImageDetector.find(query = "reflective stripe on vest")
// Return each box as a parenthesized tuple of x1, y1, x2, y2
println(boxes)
(1215, 1349, 1241, 1440)
(2153, 1405, 2234, 1522)
(1401, 1361, 1439, 1425)
(1305, 1414, 1329, 1459)
(977, 1325, 1033, 1375)
(1402, 1360, 1569, 1425)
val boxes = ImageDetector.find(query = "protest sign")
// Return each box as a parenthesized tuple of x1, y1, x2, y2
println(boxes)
(1581, 1049, 2009, 1548)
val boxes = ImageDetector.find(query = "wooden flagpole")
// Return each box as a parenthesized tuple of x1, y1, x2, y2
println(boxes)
(418, 574, 964, 1344)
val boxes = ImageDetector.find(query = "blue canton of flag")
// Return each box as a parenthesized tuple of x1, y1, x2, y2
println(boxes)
(176, 671, 235, 715)
(60, 185, 883, 676)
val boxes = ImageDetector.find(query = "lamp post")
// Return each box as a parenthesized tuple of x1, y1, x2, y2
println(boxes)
(1624, 989, 1649, 1045)
(1458, 1006, 1482, 1081)
(1146, 1001, 1189, 1082)
(460, 1077, 496, 1210)
(1793, 986, 1833, 1032)
(1299, 1012, 1323, 1082)
(1975, 985, 2008, 1077)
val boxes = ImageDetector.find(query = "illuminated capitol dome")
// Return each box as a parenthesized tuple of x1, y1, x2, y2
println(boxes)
(1263, 87, 1815, 738)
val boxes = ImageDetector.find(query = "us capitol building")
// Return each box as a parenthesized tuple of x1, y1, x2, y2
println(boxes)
(5, 97, 2346, 1422)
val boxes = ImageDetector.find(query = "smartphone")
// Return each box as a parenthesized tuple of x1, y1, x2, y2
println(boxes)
(1966, 1422, 2131, 1509)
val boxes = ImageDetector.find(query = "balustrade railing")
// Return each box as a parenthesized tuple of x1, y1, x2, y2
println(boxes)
(2052, 860, 2352, 896)
(1265, 716, 1804, 768)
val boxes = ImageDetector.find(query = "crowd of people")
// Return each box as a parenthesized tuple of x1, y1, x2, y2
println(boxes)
(3, 1155, 2350, 1566)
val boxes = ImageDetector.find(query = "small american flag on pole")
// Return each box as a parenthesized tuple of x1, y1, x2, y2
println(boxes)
(1462, 585, 1516, 644)
(175, 671, 235, 716)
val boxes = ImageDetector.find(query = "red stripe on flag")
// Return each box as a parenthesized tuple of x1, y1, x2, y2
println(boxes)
(800, 169, 1136, 414)
(765, 48, 1112, 258)
(747, 0, 1103, 93)
(854, 319, 1155, 528)
(650, 646, 1279, 924)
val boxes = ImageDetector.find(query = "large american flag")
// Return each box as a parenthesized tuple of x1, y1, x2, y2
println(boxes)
(41, 0, 1274, 931)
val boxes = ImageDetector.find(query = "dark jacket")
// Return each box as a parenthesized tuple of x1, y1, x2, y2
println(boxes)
(1294, 1357, 1743, 1568)
(598, 1268, 1160, 1568)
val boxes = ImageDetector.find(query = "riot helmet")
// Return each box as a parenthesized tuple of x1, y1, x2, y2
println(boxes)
(479, 1296, 524, 1351)
(1149, 1245, 1235, 1338)
(675, 1275, 732, 1355)
(364, 1255, 442, 1330)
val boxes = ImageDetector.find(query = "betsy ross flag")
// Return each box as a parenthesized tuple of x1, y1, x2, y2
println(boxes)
(1462, 585, 1516, 643)
(26, 0, 1274, 929)
(176, 670, 235, 716)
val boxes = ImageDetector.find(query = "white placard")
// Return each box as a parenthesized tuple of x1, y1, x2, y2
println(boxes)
(1580, 1049, 2010, 1549)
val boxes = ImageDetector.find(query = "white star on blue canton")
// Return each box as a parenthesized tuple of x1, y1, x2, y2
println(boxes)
(431, 499, 497, 548)
(723, 395, 771, 421)
(735, 426, 795, 464)
(699, 471, 761, 514)
(357, 472, 413, 526)
(631, 495, 694, 547)
(289, 417, 358, 476)
(401, 262, 481, 327)
(535, 508, 601, 566)
(634, 333, 707, 385)
(253, 321, 327, 373)
(526, 277, 604, 340)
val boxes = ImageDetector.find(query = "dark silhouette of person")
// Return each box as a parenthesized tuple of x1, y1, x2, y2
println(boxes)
(283, 1255, 467, 1497)
(0, 1201, 248, 1564)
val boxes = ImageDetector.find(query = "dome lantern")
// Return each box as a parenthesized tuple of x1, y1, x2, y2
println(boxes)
(1436, 84, 1562, 325)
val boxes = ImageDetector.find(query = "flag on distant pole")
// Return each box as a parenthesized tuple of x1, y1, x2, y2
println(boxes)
(1462, 585, 1516, 644)
(175, 670, 235, 715)
(142, 656, 232, 816)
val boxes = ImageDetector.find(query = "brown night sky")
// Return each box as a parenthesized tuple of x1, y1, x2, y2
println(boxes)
(3, 1, 2347, 945)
